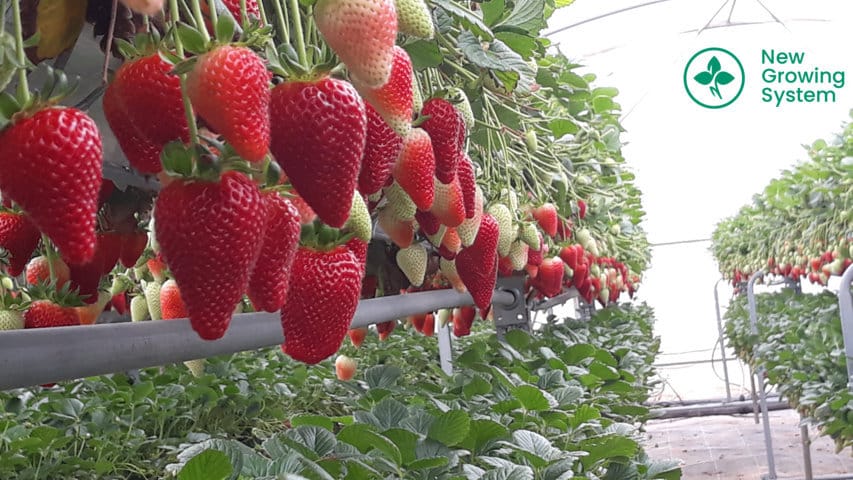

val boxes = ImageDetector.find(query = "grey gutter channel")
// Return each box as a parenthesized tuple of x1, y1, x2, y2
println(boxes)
(650, 398, 790, 420)
(0, 289, 516, 390)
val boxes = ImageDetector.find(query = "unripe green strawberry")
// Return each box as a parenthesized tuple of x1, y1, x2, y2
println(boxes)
(488, 203, 515, 257)
(346, 192, 372, 242)
(437, 308, 451, 327)
(519, 223, 539, 249)
(439, 257, 466, 292)
(447, 87, 474, 130)
(0, 309, 24, 330)
(184, 359, 206, 377)
(144, 280, 162, 321)
(396, 243, 428, 287)
(426, 225, 446, 247)
(130, 295, 149, 322)
(458, 186, 484, 247)
(394, 0, 434, 39)
(509, 240, 529, 271)
(383, 181, 417, 221)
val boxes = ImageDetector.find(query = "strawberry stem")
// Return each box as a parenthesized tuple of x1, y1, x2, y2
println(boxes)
(238, 0, 247, 25)
(207, 0, 218, 34)
(101, 0, 118, 84)
(169, 0, 201, 147)
(189, 0, 212, 44)
(270, 0, 289, 45)
(42, 235, 57, 285)
(288, 0, 308, 67)
(11, 0, 30, 105)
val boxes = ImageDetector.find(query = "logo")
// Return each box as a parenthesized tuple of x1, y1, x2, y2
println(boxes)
(684, 48, 745, 108)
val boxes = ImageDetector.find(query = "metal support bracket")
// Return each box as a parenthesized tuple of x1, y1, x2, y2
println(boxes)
(838, 263, 853, 392)
(713, 278, 733, 403)
(493, 276, 529, 339)
(748, 270, 777, 480)
(577, 298, 596, 321)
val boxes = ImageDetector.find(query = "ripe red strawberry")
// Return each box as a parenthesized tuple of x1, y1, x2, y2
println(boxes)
(97, 232, 123, 275)
(393, 128, 435, 211)
(280, 245, 362, 364)
(354, 46, 413, 136)
(111, 292, 128, 315)
(155, 171, 265, 340)
(314, 0, 397, 88)
(452, 306, 475, 337)
(348, 327, 368, 347)
(376, 319, 396, 340)
(422, 312, 435, 337)
(187, 45, 271, 162)
(535, 256, 564, 297)
(415, 209, 442, 236)
(420, 98, 464, 184)
(290, 193, 317, 224)
(26, 255, 71, 288)
(359, 103, 403, 195)
(532, 203, 558, 238)
(0, 107, 102, 265)
(577, 199, 587, 219)
(431, 175, 466, 227)
(119, 230, 148, 268)
(346, 237, 369, 278)
(24, 299, 79, 328)
(455, 213, 499, 310)
(104, 53, 189, 174)
(335, 354, 358, 381)
(527, 238, 544, 267)
(410, 312, 426, 332)
(160, 279, 187, 319)
(0, 211, 40, 276)
(68, 248, 104, 305)
(147, 254, 167, 283)
(221, 0, 260, 20)
(270, 76, 366, 227)
(247, 192, 301, 312)
(456, 154, 477, 218)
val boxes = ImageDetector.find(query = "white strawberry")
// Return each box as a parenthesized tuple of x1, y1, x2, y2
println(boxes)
(396, 243, 428, 286)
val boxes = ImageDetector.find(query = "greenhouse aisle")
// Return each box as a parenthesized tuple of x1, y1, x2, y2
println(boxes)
(645, 410, 853, 479)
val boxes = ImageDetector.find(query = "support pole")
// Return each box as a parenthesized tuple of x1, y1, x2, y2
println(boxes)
(748, 269, 777, 480)
(437, 322, 453, 376)
(838, 263, 853, 392)
(714, 278, 733, 402)
(801, 422, 813, 480)
(0, 288, 516, 390)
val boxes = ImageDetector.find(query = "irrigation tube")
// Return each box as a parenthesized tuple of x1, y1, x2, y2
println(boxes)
(839, 263, 853, 392)
(748, 270, 777, 480)
(713, 278, 733, 402)
(0, 288, 516, 390)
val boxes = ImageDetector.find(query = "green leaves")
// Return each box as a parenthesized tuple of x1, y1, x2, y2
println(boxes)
(178, 450, 232, 480)
(428, 409, 471, 446)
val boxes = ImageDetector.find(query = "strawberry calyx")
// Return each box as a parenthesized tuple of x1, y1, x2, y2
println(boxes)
(0, 67, 77, 131)
(24, 281, 85, 308)
(300, 220, 356, 252)
(113, 30, 164, 62)
(0, 291, 29, 311)
(160, 140, 262, 183)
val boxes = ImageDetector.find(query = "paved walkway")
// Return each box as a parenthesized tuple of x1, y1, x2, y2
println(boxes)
(645, 409, 853, 479)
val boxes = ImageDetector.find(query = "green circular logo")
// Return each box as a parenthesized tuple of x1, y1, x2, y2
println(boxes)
(683, 47, 745, 109)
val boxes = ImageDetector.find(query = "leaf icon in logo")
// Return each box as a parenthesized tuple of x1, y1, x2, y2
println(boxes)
(694, 71, 714, 85)
(707, 56, 721, 74)
(716, 71, 734, 85)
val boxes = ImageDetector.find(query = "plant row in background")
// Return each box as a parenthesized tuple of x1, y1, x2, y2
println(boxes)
(724, 290, 853, 452)
(0, 302, 680, 479)
(711, 112, 852, 289)
(0, 0, 650, 375)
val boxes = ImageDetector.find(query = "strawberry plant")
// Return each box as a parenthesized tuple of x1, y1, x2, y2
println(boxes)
(725, 290, 853, 452)
(712, 113, 852, 288)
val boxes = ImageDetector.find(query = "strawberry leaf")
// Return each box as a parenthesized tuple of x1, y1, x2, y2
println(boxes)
(214, 14, 237, 44)
(177, 24, 207, 56)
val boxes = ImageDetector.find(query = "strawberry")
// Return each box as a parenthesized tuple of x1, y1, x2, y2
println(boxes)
(187, 45, 271, 162)
(376, 319, 396, 340)
(281, 245, 362, 364)
(74, 291, 110, 325)
(519, 223, 539, 249)
(415, 209, 442, 236)
(457, 186, 484, 247)
(130, 294, 149, 322)
(155, 171, 265, 340)
(354, 46, 413, 136)
(535, 256, 564, 297)
(290, 193, 317, 224)
(455, 213, 498, 310)
(247, 192, 301, 312)
(531, 203, 558, 238)
(378, 206, 415, 248)
(24, 300, 79, 329)
(104, 53, 190, 174)
(422, 312, 435, 337)
(384, 181, 417, 220)
(394, 0, 434, 38)
(488, 203, 515, 257)
(147, 254, 167, 283)
(439, 257, 466, 292)
(0, 211, 40, 276)
(508, 240, 529, 271)
(396, 243, 427, 287)
(348, 327, 368, 348)
(410, 312, 426, 332)
(335, 354, 358, 381)
(346, 194, 372, 242)
(393, 128, 435, 211)
(452, 306, 475, 337)
(456, 154, 477, 218)
(26, 255, 71, 288)
(420, 98, 464, 184)
(527, 239, 544, 267)
(431, 175, 466, 227)
(441, 227, 462, 256)
(221, 0, 260, 20)
(97, 232, 123, 275)
(0, 309, 23, 330)
(314, 0, 397, 88)
(359, 103, 403, 195)
(346, 237, 369, 277)
(270, 76, 366, 227)
(119, 230, 148, 268)
(160, 279, 187, 319)
(111, 292, 128, 315)
(0, 107, 102, 265)
(577, 199, 587, 219)
(361, 274, 378, 298)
